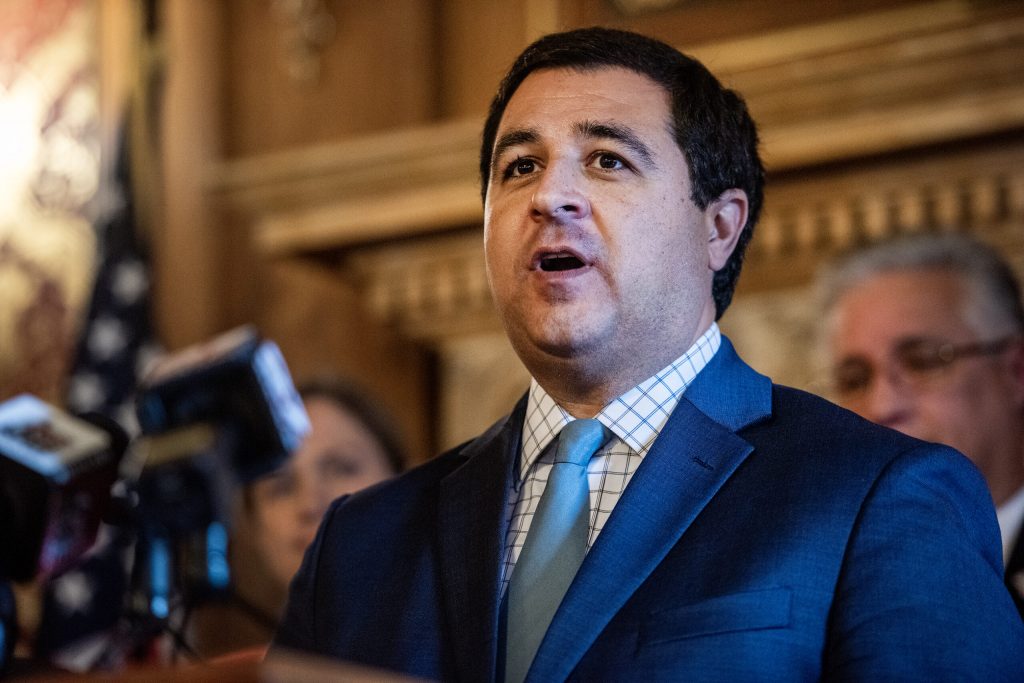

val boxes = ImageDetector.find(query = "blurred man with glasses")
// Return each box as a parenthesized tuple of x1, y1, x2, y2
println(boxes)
(821, 233, 1024, 615)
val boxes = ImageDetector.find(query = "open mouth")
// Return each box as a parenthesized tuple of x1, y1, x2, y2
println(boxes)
(538, 253, 586, 272)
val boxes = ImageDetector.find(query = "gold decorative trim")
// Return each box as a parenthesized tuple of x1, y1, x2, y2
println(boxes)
(208, 117, 483, 254)
(754, 146, 1024, 262)
(345, 231, 496, 341)
(687, 1, 977, 74)
(269, 0, 337, 84)
(607, 0, 686, 16)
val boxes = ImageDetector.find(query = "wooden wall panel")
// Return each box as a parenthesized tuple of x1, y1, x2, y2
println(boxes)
(437, 0, 556, 118)
(158, 0, 226, 348)
(223, 0, 441, 158)
(562, 0, 924, 44)
(258, 258, 434, 463)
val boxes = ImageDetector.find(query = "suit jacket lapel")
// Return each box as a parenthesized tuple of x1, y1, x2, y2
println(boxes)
(438, 395, 526, 683)
(529, 339, 773, 682)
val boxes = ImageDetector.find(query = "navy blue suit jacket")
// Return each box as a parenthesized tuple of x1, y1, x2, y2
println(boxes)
(273, 339, 1024, 680)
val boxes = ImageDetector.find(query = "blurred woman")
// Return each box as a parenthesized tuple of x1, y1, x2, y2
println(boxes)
(196, 378, 405, 658)
(247, 379, 406, 590)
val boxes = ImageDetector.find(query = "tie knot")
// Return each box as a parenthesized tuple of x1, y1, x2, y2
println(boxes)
(555, 419, 609, 466)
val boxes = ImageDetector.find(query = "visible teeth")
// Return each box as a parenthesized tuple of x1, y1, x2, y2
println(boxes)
(540, 254, 584, 272)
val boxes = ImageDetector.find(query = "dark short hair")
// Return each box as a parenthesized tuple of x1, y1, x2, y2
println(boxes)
(297, 377, 407, 474)
(479, 27, 765, 319)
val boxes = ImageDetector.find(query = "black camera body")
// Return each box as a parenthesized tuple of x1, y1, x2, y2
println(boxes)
(135, 325, 309, 485)
(128, 327, 309, 618)
(0, 327, 309, 670)
(0, 396, 124, 584)
(1, 562, 17, 675)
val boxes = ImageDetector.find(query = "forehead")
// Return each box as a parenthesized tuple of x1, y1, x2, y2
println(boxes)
(499, 66, 674, 138)
(832, 269, 975, 347)
(302, 398, 363, 441)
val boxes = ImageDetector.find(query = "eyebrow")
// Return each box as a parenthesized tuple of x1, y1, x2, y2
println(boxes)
(573, 120, 656, 168)
(491, 128, 540, 176)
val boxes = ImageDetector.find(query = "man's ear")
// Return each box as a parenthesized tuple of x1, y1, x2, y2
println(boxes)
(706, 188, 748, 272)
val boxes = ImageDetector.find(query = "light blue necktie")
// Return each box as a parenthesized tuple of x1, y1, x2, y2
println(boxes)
(505, 418, 609, 683)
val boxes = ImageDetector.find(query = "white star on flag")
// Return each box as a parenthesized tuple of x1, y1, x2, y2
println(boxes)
(111, 259, 148, 305)
(53, 571, 95, 616)
(87, 316, 128, 361)
(67, 372, 106, 411)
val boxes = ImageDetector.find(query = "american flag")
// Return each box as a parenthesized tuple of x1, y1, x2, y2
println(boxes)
(36, 121, 162, 670)
(63, 142, 161, 434)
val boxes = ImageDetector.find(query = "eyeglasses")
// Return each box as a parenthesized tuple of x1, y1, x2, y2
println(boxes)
(832, 335, 1019, 397)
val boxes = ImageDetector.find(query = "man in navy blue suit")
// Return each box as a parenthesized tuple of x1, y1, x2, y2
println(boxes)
(273, 28, 1024, 680)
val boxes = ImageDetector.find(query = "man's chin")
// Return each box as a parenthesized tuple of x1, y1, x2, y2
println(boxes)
(498, 304, 615, 366)
(524, 325, 610, 360)
(516, 319, 598, 356)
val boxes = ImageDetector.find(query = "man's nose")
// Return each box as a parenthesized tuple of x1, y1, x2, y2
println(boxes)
(530, 162, 591, 222)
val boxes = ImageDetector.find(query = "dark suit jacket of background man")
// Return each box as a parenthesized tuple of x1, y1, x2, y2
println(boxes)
(273, 339, 1024, 681)
(1007, 518, 1024, 617)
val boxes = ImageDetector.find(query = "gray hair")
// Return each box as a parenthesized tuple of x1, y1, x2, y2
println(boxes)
(819, 233, 1024, 339)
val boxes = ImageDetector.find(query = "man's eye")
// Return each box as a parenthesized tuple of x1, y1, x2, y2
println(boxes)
(593, 153, 625, 170)
(833, 361, 872, 394)
(899, 343, 948, 373)
(322, 456, 360, 478)
(505, 157, 537, 178)
(256, 472, 296, 500)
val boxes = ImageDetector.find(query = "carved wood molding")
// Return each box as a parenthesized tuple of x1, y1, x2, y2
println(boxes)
(207, 0, 1024, 344)
(341, 140, 1024, 342)
(211, 0, 1023, 254)
(343, 230, 498, 341)
(697, 1, 1024, 168)
(208, 117, 483, 255)
(743, 141, 1024, 291)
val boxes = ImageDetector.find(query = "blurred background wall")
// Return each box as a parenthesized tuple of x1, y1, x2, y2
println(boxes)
(3, 0, 1023, 463)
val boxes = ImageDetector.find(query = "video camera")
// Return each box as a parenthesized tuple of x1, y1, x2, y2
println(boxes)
(0, 395, 127, 674)
(0, 326, 309, 673)
(0, 396, 126, 584)
(135, 325, 309, 485)
(127, 326, 309, 621)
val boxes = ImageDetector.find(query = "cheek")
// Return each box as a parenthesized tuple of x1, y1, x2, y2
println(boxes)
(632, 226, 703, 295)
(484, 193, 529, 253)
(321, 478, 360, 500)
(484, 226, 514, 277)
(318, 464, 389, 501)
(483, 201, 504, 249)
(256, 506, 292, 540)
(915, 396, 966, 429)
(632, 203, 699, 259)
(914, 382, 985, 439)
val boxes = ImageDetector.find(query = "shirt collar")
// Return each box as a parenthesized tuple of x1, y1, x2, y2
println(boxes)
(519, 323, 722, 481)
(997, 484, 1024, 567)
